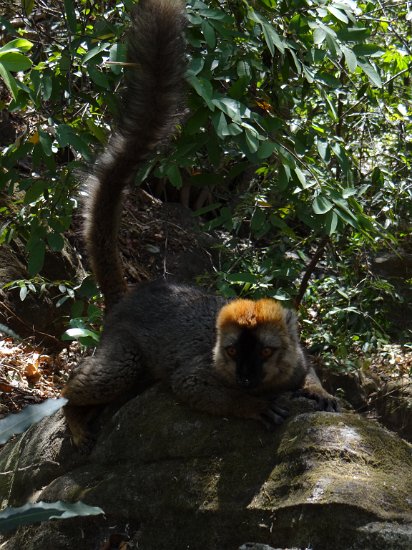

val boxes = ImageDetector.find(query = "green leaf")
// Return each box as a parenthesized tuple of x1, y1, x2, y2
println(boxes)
(64, 0, 77, 33)
(205, 206, 234, 231)
(262, 22, 284, 55)
(185, 107, 209, 135)
(187, 57, 204, 77)
(166, 164, 182, 188)
(325, 209, 339, 235)
(331, 142, 350, 174)
(259, 0, 276, 8)
(336, 27, 370, 42)
(342, 187, 357, 198)
(357, 59, 382, 87)
(327, 6, 348, 23)
(251, 207, 267, 234)
(63, 327, 100, 341)
(236, 61, 251, 79)
(342, 46, 357, 72)
(294, 167, 313, 188)
(39, 130, 53, 156)
(47, 232, 64, 251)
(21, 0, 35, 15)
(0, 398, 67, 444)
(313, 27, 326, 45)
(24, 181, 46, 204)
(314, 72, 340, 88)
(325, 94, 338, 120)
(0, 64, 18, 99)
(109, 43, 126, 75)
(187, 75, 215, 110)
(226, 123, 242, 136)
(257, 141, 277, 160)
(248, 10, 284, 55)
(56, 124, 93, 161)
(330, 191, 358, 226)
(211, 97, 251, 122)
(230, 74, 250, 99)
(0, 501, 104, 532)
(371, 167, 382, 185)
(245, 128, 259, 153)
(317, 139, 330, 162)
(77, 276, 99, 299)
(87, 64, 110, 89)
(335, 207, 357, 228)
(19, 285, 28, 302)
(202, 20, 216, 49)
(294, 129, 308, 155)
(27, 238, 45, 276)
(212, 111, 228, 138)
(302, 65, 315, 83)
(313, 195, 333, 214)
(0, 52, 32, 72)
(85, 118, 106, 143)
(325, 33, 339, 57)
(82, 42, 110, 65)
(197, 7, 231, 22)
(353, 44, 384, 57)
(0, 38, 33, 53)
(278, 164, 291, 191)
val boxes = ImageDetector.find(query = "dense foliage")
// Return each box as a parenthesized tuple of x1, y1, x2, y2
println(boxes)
(0, 0, 411, 362)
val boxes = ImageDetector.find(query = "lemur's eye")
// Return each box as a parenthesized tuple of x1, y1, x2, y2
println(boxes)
(225, 345, 237, 358)
(260, 346, 274, 360)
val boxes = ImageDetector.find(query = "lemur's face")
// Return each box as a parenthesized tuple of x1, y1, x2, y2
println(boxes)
(213, 299, 299, 390)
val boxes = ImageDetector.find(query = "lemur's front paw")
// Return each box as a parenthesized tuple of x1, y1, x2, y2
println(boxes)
(259, 400, 289, 430)
(294, 385, 339, 412)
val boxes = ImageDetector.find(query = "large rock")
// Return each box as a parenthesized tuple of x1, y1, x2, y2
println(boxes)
(0, 387, 411, 549)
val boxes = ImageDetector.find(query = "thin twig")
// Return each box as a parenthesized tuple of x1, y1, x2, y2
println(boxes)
(295, 235, 330, 309)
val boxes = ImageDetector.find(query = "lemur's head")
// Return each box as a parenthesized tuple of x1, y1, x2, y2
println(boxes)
(213, 298, 300, 390)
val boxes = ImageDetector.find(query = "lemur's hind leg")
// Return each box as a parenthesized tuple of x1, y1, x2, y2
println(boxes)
(62, 342, 146, 448)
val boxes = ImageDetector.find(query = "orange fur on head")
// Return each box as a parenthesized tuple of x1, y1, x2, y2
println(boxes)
(217, 298, 286, 330)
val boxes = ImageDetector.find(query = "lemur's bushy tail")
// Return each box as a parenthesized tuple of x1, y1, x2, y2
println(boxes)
(84, 0, 186, 311)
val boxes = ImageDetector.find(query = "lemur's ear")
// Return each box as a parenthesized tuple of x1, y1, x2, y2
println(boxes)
(285, 309, 299, 334)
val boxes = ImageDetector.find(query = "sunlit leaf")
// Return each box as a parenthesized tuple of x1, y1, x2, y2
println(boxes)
(313, 27, 326, 45)
(327, 6, 348, 23)
(245, 128, 259, 153)
(82, 42, 110, 64)
(342, 46, 357, 72)
(0, 38, 33, 53)
(0, 501, 103, 532)
(357, 59, 382, 87)
(62, 327, 100, 342)
(0, 398, 67, 444)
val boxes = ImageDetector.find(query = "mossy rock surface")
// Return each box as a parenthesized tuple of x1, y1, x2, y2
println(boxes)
(0, 387, 411, 549)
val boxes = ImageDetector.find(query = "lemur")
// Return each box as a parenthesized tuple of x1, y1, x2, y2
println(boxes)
(62, 0, 338, 447)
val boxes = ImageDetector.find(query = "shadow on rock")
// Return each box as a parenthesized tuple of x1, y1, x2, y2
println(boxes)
(0, 386, 411, 550)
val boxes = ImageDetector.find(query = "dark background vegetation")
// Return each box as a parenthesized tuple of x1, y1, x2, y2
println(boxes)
(0, 0, 411, 372)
